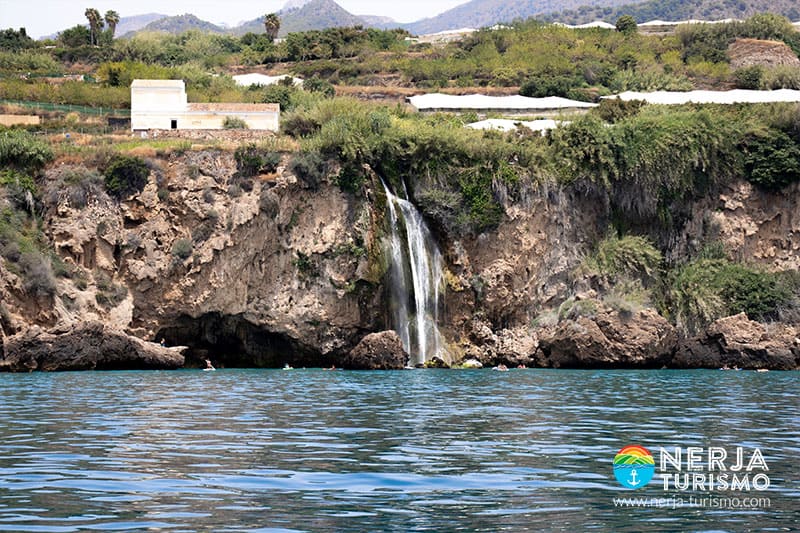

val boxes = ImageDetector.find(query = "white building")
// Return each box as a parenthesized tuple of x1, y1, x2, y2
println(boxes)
(130, 79, 280, 131)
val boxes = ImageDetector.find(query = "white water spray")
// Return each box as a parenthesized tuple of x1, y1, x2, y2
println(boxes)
(382, 181, 446, 365)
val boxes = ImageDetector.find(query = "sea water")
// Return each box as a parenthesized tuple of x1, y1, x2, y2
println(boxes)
(0, 369, 797, 531)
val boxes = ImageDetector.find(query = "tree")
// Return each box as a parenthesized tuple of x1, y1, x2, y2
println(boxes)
(0, 28, 35, 51)
(59, 24, 91, 47)
(615, 15, 637, 36)
(104, 10, 120, 38)
(84, 8, 104, 45)
(264, 13, 280, 40)
(104, 155, 149, 199)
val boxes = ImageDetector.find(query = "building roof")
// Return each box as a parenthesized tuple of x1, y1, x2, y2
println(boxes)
(555, 21, 615, 29)
(186, 103, 280, 113)
(232, 73, 303, 87)
(466, 119, 567, 133)
(408, 93, 597, 111)
(639, 18, 739, 26)
(131, 79, 185, 89)
(603, 89, 800, 105)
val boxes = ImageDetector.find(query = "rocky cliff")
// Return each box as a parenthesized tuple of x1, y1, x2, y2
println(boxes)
(1, 148, 798, 370)
(1, 149, 386, 368)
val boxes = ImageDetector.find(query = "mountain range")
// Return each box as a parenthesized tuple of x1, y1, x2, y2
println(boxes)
(110, 0, 800, 40)
(232, 0, 368, 37)
(544, 0, 800, 25)
(404, 0, 630, 35)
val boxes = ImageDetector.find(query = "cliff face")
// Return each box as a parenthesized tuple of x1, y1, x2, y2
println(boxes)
(2, 149, 799, 369)
(2, 150, 385, 367)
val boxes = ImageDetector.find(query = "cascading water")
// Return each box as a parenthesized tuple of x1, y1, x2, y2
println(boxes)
(382, 180, 446, 366)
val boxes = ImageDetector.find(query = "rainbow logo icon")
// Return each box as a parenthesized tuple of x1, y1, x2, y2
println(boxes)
(613, 445, 655, 489)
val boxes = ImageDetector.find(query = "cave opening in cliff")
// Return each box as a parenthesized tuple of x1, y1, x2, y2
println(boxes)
(156, 313, 327, 368)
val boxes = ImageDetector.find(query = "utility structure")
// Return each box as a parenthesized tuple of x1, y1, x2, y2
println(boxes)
(130, 79, 279, 131)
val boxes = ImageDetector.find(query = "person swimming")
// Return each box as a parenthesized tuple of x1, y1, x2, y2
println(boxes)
(203, 359, 215, 371)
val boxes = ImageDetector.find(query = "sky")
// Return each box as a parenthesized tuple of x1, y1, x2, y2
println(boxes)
(1, 0, 468, 38)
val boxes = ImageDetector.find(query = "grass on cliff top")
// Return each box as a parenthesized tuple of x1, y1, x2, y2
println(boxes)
(281, 94, 800, 236)
(45, 132, 299, 161)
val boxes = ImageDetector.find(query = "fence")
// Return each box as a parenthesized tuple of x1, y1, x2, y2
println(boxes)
(0, 99, 130, 117)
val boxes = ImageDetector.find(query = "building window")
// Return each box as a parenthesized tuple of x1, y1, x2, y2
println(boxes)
(170, 119, 178, 129)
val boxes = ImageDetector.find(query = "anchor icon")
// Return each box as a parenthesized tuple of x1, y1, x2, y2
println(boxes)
(628, 469, 640, 487)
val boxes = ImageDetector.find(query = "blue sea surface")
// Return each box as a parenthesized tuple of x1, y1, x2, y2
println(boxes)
(0, 369, 797, 532)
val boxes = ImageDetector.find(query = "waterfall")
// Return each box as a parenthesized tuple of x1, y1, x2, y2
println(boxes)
(382, 181, 446, 366)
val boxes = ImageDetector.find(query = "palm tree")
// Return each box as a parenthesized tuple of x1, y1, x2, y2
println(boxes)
(263, 13, 280, 40)
(84, 8, 104, 45)
(104, 10, 120, 38)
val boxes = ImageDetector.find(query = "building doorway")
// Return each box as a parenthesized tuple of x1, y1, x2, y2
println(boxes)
(170, 119, 178, 129)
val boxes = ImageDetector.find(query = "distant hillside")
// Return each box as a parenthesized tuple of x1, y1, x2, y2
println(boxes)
(545, 0, 800, 25)
(115, 13, 167, 36)
(405, 0, 633, 35)
(133, 14, 224, 36)
(359, 15, 399, 30)
(41, 12, 166, 40)
(233, 0, 367, 37)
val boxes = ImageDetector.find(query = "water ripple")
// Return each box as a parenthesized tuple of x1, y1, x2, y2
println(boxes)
(0, 369, 797, 531)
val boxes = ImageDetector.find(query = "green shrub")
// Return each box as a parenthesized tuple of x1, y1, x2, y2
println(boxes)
(334, 162, 367, 194)
(289, 151, 327, 190)
(741, 129, 800, 191)
(550, 108, 741, 226)
(191, 221, 216, 243)
(584, 233, 662, 282)
(760, 66, 800, 90)
(293, 251, 317, 279)
(42, 166, 105, 209)
(0, 130, 54, 172)
(171, 238, 193, 259)
(594, 98, 645, 123)
(104, 155, 149, 199)
(19, 251, 56, 298)
(615, 15, 638, 36)
(94, 271, 128, 308)
(282, 112, 320, 138)
(234, 144, 281, 177)
(222, 116, 249, 129)
(666, 258, 790, 333)
(2, 208, 59, 299)
(303, 77, 335, 97)
(262, 84, 300, 112)
(520, 74, 582, 98)
(733, 65, 764, 89)
(0, 170, 37, 212)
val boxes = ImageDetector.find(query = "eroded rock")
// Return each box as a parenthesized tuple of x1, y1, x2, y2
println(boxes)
(342, 330, 408, 370)
(0, 321, 185, 372)
(674, 313, 800, 370)
(536, 302, 677, 368)
(464, 319, 537, 367)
